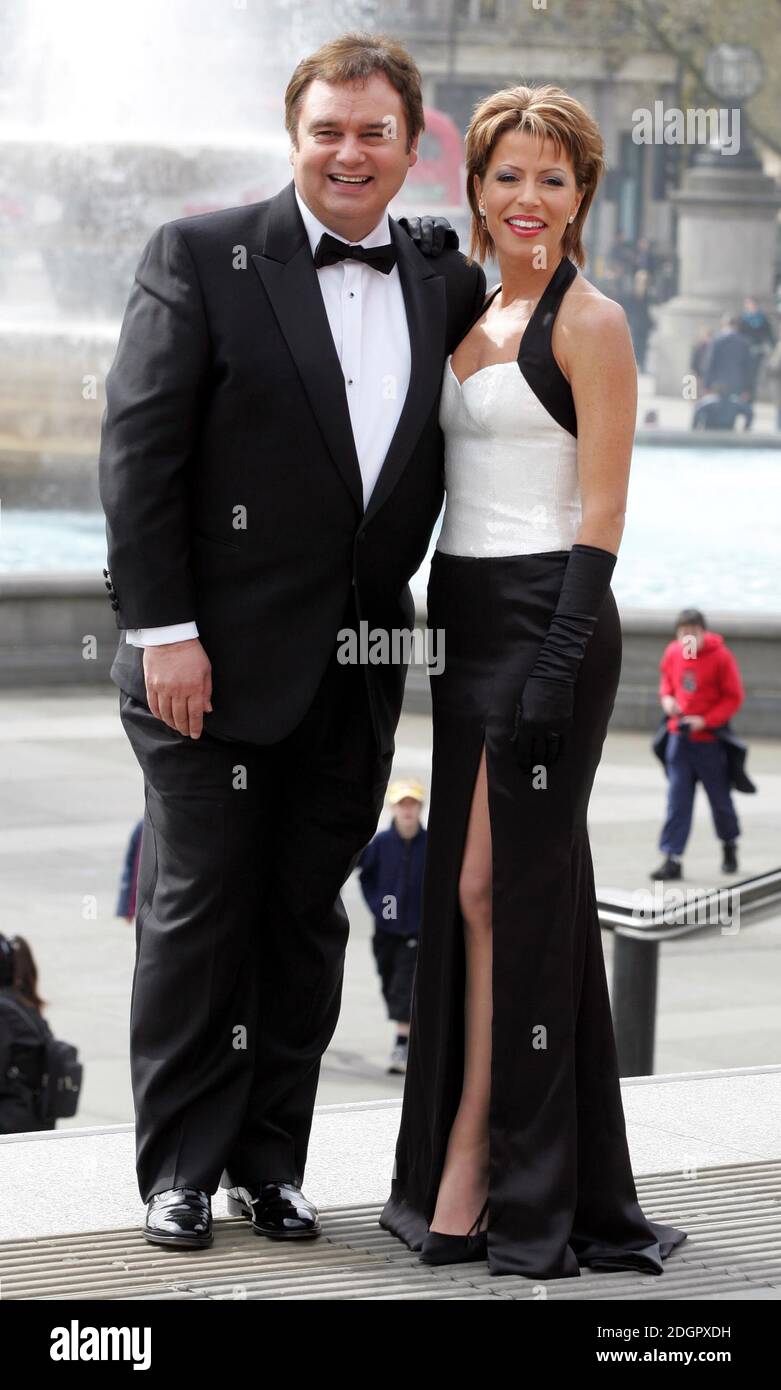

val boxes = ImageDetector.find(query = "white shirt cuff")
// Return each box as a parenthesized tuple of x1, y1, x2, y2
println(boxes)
(125, 621, 199, 647)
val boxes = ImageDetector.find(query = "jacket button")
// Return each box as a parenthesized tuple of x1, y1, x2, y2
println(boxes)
(102, 568, 109, 579)
(110, 600, 119, 610)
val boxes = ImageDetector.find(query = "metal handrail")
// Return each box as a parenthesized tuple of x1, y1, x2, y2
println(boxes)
(596, 868, 781, 1077)
(597, 867, 781, 941)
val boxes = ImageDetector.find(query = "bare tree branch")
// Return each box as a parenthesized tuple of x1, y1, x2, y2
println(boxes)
(615, 0, 781, 158)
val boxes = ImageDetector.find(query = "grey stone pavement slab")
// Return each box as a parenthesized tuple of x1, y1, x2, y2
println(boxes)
(2, 1065, 781, 1241)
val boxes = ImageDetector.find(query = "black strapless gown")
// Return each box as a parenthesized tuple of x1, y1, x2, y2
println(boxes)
(379, 258, 688, 1279)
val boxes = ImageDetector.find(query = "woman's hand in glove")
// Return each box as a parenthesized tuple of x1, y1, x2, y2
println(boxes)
(511, 674, 574, 772)
(509, 544, 618, 774)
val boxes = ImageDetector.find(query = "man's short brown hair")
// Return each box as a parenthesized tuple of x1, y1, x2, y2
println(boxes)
(285, 31, 425, 153)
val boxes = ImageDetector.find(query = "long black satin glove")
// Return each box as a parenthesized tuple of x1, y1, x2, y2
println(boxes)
(511, 544, 617, 772)
(397, 214, 459, 257)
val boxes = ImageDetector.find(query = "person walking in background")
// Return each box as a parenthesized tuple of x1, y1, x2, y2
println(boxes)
(607, 230, 635, 299)
(633, 236, 658, 279)
(692, 383, 752, 431)
(624, 268, 652, 372)
(764, 335, 781, 431)
(701, 315, 754, 427)
(652, 609, 744, 882)
(738, 295, 776, 405)
(117, 819, 144, 923)
(0, 934, 56, 1134)
(690, 325, 712, 395)
(357, 779, 427, 1075)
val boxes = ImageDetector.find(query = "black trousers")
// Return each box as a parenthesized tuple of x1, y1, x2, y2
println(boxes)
(119, 593, 394, 1202)
(372, 930, 418, 1024)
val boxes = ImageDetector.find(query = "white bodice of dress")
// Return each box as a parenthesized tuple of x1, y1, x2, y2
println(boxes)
(436, 354, 581, 557)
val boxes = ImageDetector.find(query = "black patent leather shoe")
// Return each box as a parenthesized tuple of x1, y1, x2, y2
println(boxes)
(225, 1180, 321, 1239)
(144, 1186, 213, 1248)
(419, 1198, 489, 1265)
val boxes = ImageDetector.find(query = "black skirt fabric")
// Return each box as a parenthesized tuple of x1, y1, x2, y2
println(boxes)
(379, 548, 688, 1279)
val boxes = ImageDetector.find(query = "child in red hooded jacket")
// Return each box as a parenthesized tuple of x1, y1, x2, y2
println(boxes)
(652, 608, 744, 880)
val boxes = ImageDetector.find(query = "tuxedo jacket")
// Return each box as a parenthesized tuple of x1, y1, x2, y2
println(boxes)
(98, 179, 486, 754)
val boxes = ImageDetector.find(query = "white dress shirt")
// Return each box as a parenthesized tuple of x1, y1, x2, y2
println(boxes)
(126, 184, 411, 648)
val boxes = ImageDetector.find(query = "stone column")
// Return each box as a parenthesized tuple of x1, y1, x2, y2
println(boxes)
(650, 130, 781, 400)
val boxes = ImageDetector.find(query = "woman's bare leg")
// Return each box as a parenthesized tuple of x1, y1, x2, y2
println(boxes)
(429, 742, 492, 1235)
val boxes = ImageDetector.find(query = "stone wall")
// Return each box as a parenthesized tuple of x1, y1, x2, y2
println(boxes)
(2, 574, 779, 736)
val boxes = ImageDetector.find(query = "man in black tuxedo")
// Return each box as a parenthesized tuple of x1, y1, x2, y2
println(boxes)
(99, 32, 485, 1248)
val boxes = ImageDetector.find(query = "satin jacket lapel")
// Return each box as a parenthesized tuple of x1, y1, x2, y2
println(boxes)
(251, 181, 364, 513)
(362, 218, 446, 527)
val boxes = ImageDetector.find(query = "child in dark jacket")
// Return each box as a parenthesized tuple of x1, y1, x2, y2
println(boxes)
(357, 780, 427, 1075)
(116, 819, 144, 921)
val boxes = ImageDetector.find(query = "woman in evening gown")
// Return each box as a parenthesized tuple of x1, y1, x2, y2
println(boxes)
(379, 84, 688, 1279)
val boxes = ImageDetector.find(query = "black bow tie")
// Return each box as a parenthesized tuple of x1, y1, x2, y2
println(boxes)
(313, 231, 397, 275)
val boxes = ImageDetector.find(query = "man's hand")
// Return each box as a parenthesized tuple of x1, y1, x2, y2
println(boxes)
(396, 215, 459, 257)
(661, 695, 680, 715)
(143, 638, 213, 739)
(679, 713, 706, 732)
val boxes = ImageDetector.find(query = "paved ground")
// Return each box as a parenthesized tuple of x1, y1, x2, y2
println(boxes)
(1, 684, 779, 1128)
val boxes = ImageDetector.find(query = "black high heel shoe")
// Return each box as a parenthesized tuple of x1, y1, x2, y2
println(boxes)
(419, 1197, 489, 1265)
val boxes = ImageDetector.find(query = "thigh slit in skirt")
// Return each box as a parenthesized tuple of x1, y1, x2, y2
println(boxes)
(379, 549, 688, 1279)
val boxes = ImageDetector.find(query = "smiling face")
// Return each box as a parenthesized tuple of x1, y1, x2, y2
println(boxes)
(290, 74, 419, 241)
(474, 128, 583, 266)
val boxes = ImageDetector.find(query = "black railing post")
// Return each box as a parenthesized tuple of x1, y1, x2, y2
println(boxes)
(612, 932, 659, 1077)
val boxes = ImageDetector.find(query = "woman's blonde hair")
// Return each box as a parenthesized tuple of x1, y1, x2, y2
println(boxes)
(465, 84, 606, 268)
